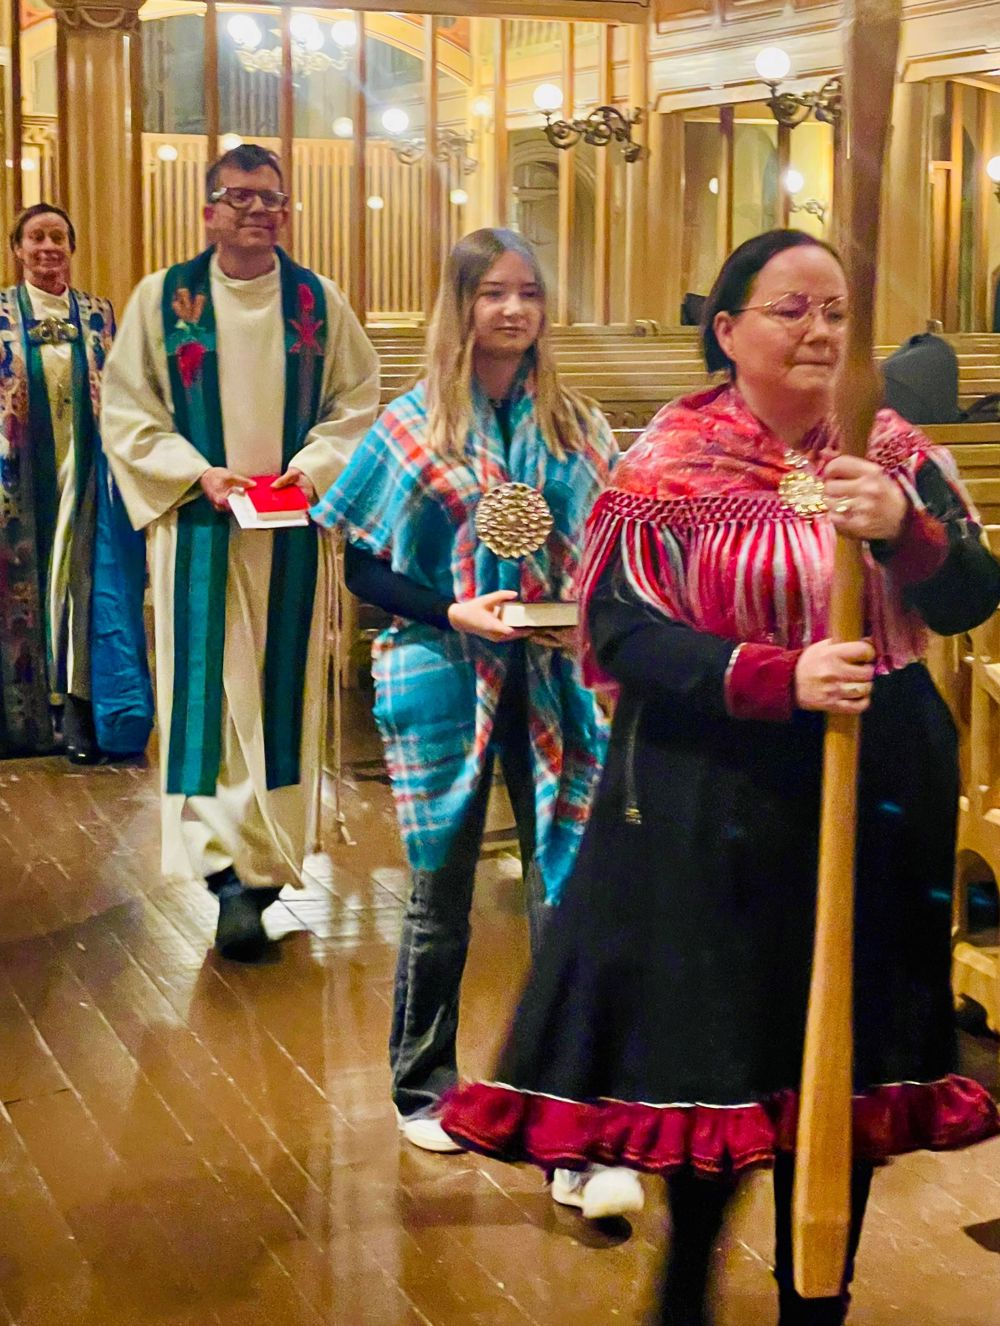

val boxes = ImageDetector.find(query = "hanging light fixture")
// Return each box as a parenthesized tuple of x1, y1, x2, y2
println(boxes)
(754, 48, 842, 129)
(229, 12, 355, 79)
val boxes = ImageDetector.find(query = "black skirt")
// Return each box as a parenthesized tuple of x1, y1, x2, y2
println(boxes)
(443, 663, 999, 1176)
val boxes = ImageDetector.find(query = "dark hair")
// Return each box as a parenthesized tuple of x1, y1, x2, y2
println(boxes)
(700, 229, 843, 376)
(10, 202, 76, 253)
(206, 144, 283, 200)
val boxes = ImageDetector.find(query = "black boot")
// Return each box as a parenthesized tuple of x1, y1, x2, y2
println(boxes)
(656, 1171, 737, 1325)
(207, 867, 268, 961)
(773, 1153, 873, 1326)
(64, 695, 102, 765)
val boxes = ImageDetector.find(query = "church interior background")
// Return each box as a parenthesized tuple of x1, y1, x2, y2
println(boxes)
(1, 5, 1000, 1324)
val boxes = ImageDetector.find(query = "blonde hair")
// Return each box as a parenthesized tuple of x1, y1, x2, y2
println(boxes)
(423, 228, 597, 460)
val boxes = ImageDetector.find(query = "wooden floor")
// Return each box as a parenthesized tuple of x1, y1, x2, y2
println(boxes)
(1, 697, 999, 1326)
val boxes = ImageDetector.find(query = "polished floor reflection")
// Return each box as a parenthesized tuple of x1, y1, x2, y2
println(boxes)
(0, 697, 998, 1325)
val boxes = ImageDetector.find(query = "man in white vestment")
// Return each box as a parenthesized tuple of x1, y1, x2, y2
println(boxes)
(102, 144, 379, 959)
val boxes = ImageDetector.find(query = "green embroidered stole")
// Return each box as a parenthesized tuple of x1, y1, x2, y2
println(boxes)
(161, 247, 323, 796)
(0, 284, 106, 753)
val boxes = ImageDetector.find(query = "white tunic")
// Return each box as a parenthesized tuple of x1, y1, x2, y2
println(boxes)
(101, 255, 379, 888)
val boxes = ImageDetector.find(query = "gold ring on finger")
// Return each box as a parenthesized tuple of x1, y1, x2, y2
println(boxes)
(842, 682, 866, 698)
(834, 499, 852, 516)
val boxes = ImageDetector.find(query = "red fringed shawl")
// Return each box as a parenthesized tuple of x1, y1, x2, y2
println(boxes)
(579, 384, 965, 690)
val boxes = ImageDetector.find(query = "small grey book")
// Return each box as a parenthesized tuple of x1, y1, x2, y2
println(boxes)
(498, 601, 578, 629)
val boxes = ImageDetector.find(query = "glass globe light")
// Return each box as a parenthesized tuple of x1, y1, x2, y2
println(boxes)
(330, 19, 358, 49)
(157, 144, 179, 163)
(381, 107, 410, 136)
(227, 15, 262, 51)
(221, 133, 243, 152)
(366, 195, 385, 211)
(290, 14, 323, 53)
(533, 83, 564, 114)
(755, 47, 792, 83)
(987, 156, 1000, 184)
(449, 188, 469, 206)
(332, 116, 354, 139)
(783, 168, 805, 196)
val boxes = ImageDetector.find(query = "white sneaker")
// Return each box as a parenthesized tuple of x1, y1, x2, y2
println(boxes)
(551, 1165, 645, 1219)
(395, 1109, 464, 1154)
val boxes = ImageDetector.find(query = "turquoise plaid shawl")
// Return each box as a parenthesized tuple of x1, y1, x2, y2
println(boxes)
(312, 377, 616, 903)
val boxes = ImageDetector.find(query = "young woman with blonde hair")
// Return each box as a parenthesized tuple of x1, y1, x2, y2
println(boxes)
(312, 228, 640, 1217)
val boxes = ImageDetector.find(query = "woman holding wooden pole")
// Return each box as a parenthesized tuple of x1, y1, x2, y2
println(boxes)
(442, 227, 1000, 1324)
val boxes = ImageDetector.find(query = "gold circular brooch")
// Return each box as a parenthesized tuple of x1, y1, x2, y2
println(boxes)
(474, 482, 554, 559)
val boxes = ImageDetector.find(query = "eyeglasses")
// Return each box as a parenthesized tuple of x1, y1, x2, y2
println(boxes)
(735, 292, 848, 328)
(208, 186, 288, 212)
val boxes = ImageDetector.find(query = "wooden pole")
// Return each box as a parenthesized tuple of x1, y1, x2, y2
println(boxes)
(56, 20, 69, 205)
(594, 24, 612, 325)
(778, 123, 792, 227)
(279, 6, 294, 255)
(493, 19, 508, 227)
(10, 0, 22, 220)
(556, 23, 575, 326)
(423, 14, 441, 319)
(792, 0, 903, 1299)
(204, 0, 219, 166)
(718, 105, 734, 259)
(349, 11, 367, 324)
(128, 17, 143, 292)
(624, 17, 649, 323)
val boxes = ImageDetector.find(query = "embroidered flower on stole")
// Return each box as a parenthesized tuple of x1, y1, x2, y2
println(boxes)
(290, 283, 322, 353)
(176, 341, 207, 389)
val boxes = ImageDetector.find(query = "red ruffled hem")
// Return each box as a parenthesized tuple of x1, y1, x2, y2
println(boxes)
(441, 1075, 998, 1178)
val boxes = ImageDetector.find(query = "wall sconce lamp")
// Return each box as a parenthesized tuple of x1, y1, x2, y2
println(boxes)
(988, 156, 1000, 202)
(381, 108, 479, 175)
(533, 83, 645, 164)
(755, 48, 842, 129)
(784, 168, 828, 224)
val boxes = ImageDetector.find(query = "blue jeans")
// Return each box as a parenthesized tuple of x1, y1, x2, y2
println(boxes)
(389, 653, 549, 1118)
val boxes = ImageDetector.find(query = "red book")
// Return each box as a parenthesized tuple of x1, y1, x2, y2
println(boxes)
(245, 475, 311, 520)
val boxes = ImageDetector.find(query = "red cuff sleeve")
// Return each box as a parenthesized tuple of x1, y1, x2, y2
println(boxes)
(724, 643, 801, 722)
(887, 505, 949, 587)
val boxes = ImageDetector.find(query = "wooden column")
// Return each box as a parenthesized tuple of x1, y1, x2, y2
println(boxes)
(641, 109, 684, 326)
(349, 11, 367, 324)
(944, 81, 962, 330)
(778, 123, 792, 226)
(50, 0, 143, 312)
(556, 23, 575, 326)
(423, 15, 442, 318)
(128, 10, 143, 290)
(204, 0, 219, 165)
(975, 89, 990, 330)
(279, 6, 294, 255)
(10, 0, 23, 220)
(718, 105, 734, 258)
(623, 18, 649, 322)
(493, 19, 508, 227)
(56, 20, 69, 204)
(594, 24, 612, 324)
(875, 82, 931, 344)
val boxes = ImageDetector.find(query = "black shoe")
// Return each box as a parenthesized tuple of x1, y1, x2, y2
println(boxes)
(214, 887, 268, 961)
(66, 741, 104, 765)
(64, 696, 103, 765)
